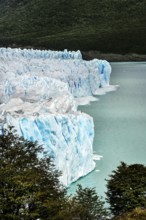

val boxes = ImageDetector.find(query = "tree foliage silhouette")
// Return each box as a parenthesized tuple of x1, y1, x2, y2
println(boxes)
(106, 162, 146, 217)
(0, 127, 66, 220)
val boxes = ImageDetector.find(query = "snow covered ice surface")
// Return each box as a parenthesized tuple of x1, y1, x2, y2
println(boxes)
(0, 48, 112, 185)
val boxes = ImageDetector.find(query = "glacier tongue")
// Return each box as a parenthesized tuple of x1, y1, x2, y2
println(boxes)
(0, 48, 112, 185)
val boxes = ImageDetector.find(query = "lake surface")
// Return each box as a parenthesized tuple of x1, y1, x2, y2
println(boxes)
(69, 62, 146, 198)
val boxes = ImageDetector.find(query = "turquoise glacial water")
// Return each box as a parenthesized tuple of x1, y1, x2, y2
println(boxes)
(69, 62, 146, 198)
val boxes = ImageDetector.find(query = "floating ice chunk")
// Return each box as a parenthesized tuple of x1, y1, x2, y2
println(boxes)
(95, 169, 100, 172)
(94, 85, 120, 96)
(93, 154, 103, 161)
(75, 96, 99, 106)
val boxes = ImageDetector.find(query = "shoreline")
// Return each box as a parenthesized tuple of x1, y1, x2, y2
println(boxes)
(82, 51, 146, 62)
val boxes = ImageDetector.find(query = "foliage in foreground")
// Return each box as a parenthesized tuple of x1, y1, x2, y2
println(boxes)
(113, 207, 146, 220)
(106, 162, 146, 217)
(0, 127, 66, 219)
(0, 128, 108, 220)
(2, 127, 146, 219)
(60, 185, 108, 220)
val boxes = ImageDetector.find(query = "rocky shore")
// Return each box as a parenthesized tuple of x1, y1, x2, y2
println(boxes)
(82, 51, 146, 62)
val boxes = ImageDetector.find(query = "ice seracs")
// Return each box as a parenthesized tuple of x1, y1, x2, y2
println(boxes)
(0, 47, 82, 59)
(0, 48, 112, 185)
(0, 48, 111, 101)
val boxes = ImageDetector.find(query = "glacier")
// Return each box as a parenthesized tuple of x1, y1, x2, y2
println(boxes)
(0, 48, 112, 185)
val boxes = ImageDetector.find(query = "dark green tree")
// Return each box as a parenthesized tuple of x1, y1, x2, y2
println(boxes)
(106, 162, 146, 217)
(0, 127, 66, 220)
(59, 184, 109, 220)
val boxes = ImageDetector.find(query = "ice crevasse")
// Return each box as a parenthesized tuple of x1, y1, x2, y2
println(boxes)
(0, 48, 112, 185)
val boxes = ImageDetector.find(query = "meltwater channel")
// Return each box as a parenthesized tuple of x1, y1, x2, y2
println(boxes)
(69, 62, 146, 198)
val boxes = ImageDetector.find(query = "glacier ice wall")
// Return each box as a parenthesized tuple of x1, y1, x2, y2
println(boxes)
(0, 48, 112, 185)
(0, 47, 82, 59)
(0, 48, 111, 101)
(0, 107, 95, 186)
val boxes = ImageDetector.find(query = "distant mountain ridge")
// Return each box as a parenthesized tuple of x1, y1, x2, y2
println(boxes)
(0, 0, 146, 53)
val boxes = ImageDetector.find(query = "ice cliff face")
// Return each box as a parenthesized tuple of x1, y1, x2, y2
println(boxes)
(0, 48, 111, 185)
(0, 47, 111, 101)
(0, 99, 94, 185)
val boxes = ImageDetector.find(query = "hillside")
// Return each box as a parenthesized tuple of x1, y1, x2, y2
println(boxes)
(0, 0, 146, 53)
